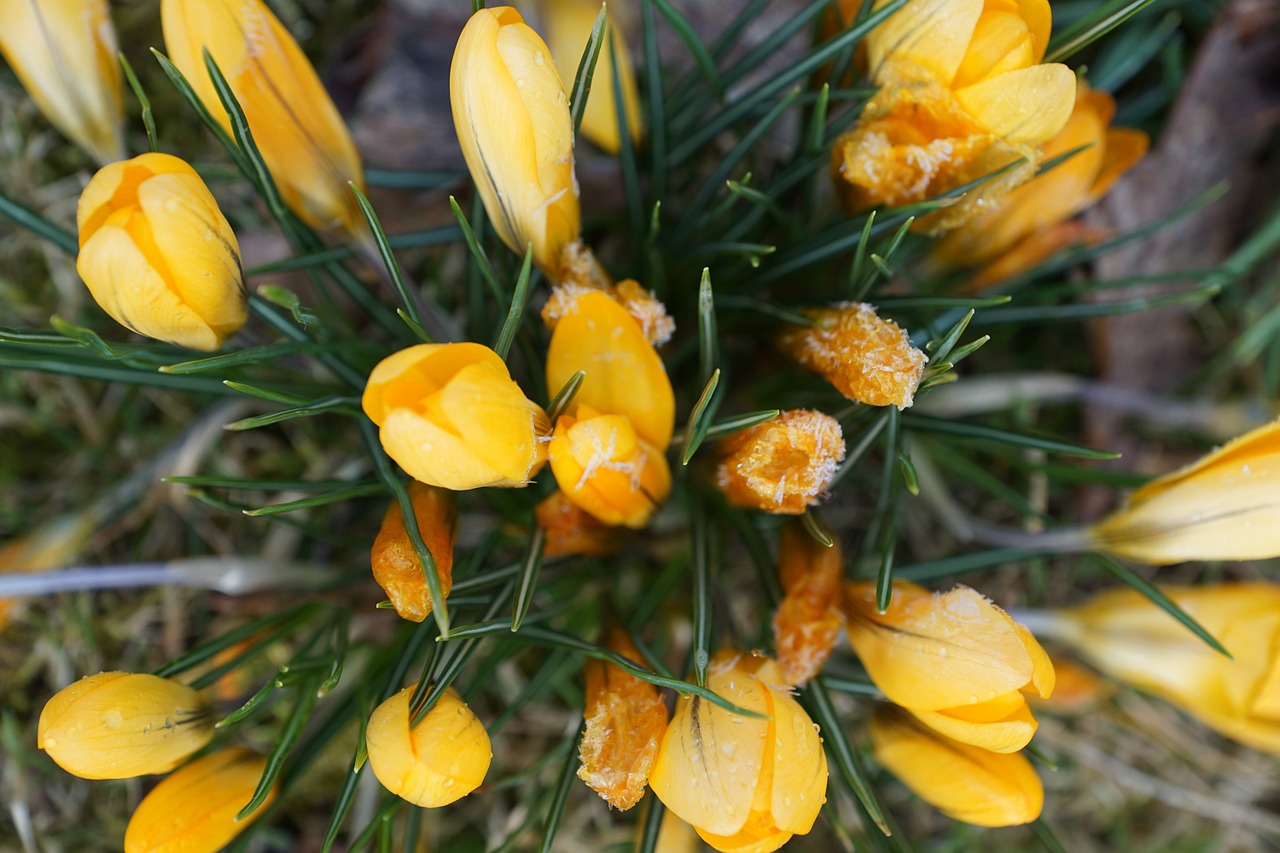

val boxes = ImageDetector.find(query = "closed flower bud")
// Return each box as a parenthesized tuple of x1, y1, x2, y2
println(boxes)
(123, 747, 276, 853)
(650, 651, 828, 853)
(38, 672, 215, 780)
(370, 482, 457, 622)
(715, 410, 846, 515)
(844, 581, 1054, 753)
(1037, 582, 1280, 754)
(869, 707, 1043, 827)
(1087, 419, 1280, 564)
(362, 343, 550, 491)
(543, 278, 676, 346)
(578, 626, 668, 810)
(161, 0, 366, 234)
(536, 490, 628, 557)
(546, 288, 675, 451)
(773, 521, 845, 686)
(541, 0, 643, 153)
(0, 0, 124, 164)
(832, 0, 1075, 231)
(366, 684, 492, 807)
(778, 302, 927, 409)
(933, 83, 1148, 287)
(76, 152, 247, 351)
(451, 6, 581, 276)
(549, 404, 672, 528)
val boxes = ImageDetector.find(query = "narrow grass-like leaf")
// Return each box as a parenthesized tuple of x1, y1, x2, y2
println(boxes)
(225, 397, 360, 431)
(320, 749, 366, 853)
(714, 295, 814, 326)
(926, 309, 974, 365)
(118, 53, 157, 151)
(547, 369, 586, 422)
(236, 672, 322, 819)
(0, 190, 78, 255)
(637, 797, 667, 853)
(154, 604, 318, 678)
(681, 369, 722, 465)
(165, 476, 372, 492)
(1045, 0, 1158, 62)
(854, 218, 916, 300)
(396, 309, 433, 344)
(1089, 553, 1230, 657)
(671, 409, 778, 445)
(511, 526, 548, 631)
(612, 37, 644, 249)
(642, 0, 667, 206)
(494, 245, 535, 360)
(807, 679, 890, 834)
(569, 4, 608, 135)
(151, 49, 250, 176)
(652, 0, 723, 100)
(223, 381, 308, 406)
(905, 414, 1120, 459)
(822, 676, 882, 698)
(256, 285, 318, 329)
(537, 722, 584, 853)
(898, 547, 1047, 582)
(216, 675, 278, 728)
(449, 196, 504, 302)
(692, 503, 714, 687)
(897, 452, 920, 495)
(349, 182, 425, 334)
(830, 410, 890, 489)
(697, 268, 718, 383)
(1031, 819, 1069, 853)
(160, 342, 320, 374)
(243, 483, 384, 516)
(802, 511, 835, 548)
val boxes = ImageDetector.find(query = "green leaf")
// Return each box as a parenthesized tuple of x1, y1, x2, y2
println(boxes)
(493, 245, 535, 360)
(1090, 553, 1231, 657)
(511, 527, 548, 631)
(569, 3, 608, 135)
(905, 414, 1121, 459)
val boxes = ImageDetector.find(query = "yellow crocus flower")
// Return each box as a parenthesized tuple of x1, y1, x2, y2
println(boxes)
(832, 0, 1075, 231)
(1088, 419, 1280, 564)
(545, 288, 675, 451)
(366, 684, 492, 807)
(869, 707, 1044, 827)
(933, 82, 1149, 287)
(370, 482, 457, 622)
(362, 343, 550, 491)
(844, 581, 1055, 753)
(1042, 582, 1280, 754)
(123, 748, 276, 853)
(38, 672, 215, 780)
(649, 652, 828, 853)
(540, 0, 643, 153)
(76, 152, 247, 351)
(451, 6, 581, 277)
(715, 410, 846, 515)
(0, 0, 124, 164)
(161, 0, 367, 235)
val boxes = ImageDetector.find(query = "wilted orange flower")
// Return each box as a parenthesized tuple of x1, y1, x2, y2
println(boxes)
(362, 343, 549, 490)
(716, 410, 846, 515)
(77, 153, 247, 351)
(536, 491, 628, 557)
(650, 652, 828, 853)
(451, 6, 581, 276)
(773, 521, 845, 685)
(869, 707, 1043, 827)
(1042, 582, 1280, 754)
(844, 581, 1054, 753)
(546, 288, 675, 451)
(549, 404, 672, 529)
(370, 482, 457, 622)
(832, 0, 1075, 231)
(778, 302, 927, 409)
(38, 672, 215, 780)
(578, 626, 668, 810)
(1087, 419, 1280, 565)
(366, 684, 492, 807)
(162, 0, 367, 235)
(123, 747, 276, 853)
(0, 0, 124, 164)
(541, 0, 643, 153)
(933, 82, 1149, 287)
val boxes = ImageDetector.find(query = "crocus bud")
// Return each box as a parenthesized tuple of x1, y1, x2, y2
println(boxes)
(1087, 419, 1280, 564)
(549, 404, 672, 529)
(546, 288, 675, 451)
(832, 0, 1075, 231)
(161, 0, 366, 234)
(869, 707, 1043, 827)
(536, 491, 627, 557)
(76, 153, 247, 351)
(366, 684, 492, 807)
(778, 302, 927, 409)
(772, 521, 845, 686)
(715, 410, 846, 515)
(541, 0, 643, 153)
(932, 83, 1148, 287)
(38, 672, 215, 780)
(844, 581, 1054, 753)
(578, 626, 668, 810)
(362, 343, 550, 491)
(370, 482, 457, 622)
(1041, 582, 1280, 754)
(123, 747, 277, 853)
(0, 0, 124, 164)
(451, 6, 581, 276)
(650, 651, 828, 853)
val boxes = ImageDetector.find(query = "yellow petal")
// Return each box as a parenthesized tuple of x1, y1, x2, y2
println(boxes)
(379, 407, 515, 490)
(870, 708, 1043, 827)
(765, 685, 828, 833)
(1089, 127, 1149, 202)
(867, 0, 984, 85)
(438, 361, 544, 482)
(908, 693, 1038, 753)
(546, 290, 675, 450)
(0, 0, 124, 164)
(953, 62, 1075, 144)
